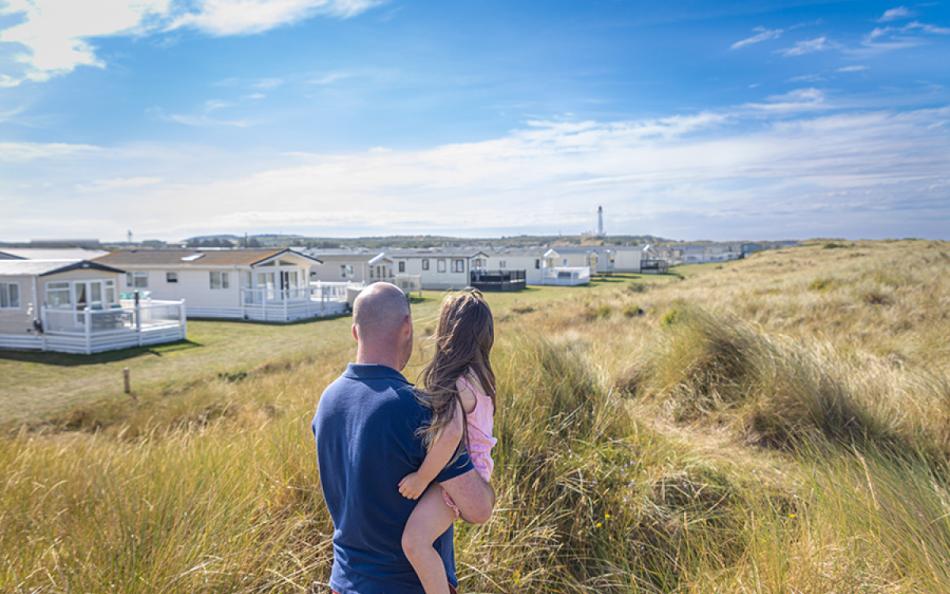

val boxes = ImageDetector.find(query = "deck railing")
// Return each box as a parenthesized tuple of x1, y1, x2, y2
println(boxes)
(242, 283, 353, 306)
(393, 274, 422, 295)
(42, 300, 186, 335)
(542, 266, 591, 281)
(310, 281, 353, 302)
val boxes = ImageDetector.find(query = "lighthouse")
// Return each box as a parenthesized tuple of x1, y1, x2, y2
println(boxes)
(597, 206, 605, 237)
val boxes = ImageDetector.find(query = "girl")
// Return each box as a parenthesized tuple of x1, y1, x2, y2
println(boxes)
(397, 289, 498, 594)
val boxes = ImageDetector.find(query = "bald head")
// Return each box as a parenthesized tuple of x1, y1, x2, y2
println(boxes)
(352, 283, 413, 369)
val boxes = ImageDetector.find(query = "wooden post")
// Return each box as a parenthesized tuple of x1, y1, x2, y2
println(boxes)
(123, 367, 131, 394)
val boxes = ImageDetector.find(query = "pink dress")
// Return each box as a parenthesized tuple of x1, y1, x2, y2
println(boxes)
(442, 372, 497, 516)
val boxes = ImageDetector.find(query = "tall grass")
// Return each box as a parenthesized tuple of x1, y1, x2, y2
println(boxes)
(1, 240, 948, 592)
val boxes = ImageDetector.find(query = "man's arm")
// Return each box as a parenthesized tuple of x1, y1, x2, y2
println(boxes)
(440, 469, 495, 525)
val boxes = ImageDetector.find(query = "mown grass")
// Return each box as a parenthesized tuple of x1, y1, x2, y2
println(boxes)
(1, 239, 948, 593)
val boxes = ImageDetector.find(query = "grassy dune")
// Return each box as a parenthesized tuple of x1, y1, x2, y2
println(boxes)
(1, 240, 948, 592)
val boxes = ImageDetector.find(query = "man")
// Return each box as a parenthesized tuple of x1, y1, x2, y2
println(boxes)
(313, 282, 495, 594)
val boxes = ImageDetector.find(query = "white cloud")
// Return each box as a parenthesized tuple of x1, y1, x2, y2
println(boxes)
(788, 73, 824, 83)
(837, 65, 868, 73)
(779, 36, 833, 57)
(730, 26, 783, 50)
(76, 176, 163, 192)
(0, 0, 383, 87)
(903, 21, 950, 35)
(878, 7, 912, 23)
(0, 141, 101, 161)
(308, 71, 353, 85)
(5, 103, 948, 241)
(146, 105, 250, 127)
(743, 88, 827, 113)
(168, 0, 384, 36)
(0, 0, 172, 86)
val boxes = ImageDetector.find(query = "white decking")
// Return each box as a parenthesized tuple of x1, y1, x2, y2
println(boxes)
(0, 299, 186, 354)
(540, 266, 591, 286)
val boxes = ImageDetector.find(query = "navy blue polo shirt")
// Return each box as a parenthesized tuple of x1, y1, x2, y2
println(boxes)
(313, 363, 474, 594)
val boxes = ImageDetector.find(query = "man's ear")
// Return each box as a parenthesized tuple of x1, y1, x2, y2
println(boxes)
(351, 323, 359, 342)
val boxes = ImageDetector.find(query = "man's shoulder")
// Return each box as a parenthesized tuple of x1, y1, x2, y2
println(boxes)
(320, 373, 424, 413)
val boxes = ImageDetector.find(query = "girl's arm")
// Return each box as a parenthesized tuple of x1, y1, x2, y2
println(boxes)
(398, 398, 465, 500)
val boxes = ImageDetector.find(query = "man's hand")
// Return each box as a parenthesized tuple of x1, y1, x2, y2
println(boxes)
(398, 472, 428, 500)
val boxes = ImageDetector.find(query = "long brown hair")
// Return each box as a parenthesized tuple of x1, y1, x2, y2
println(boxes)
(419, 289, 496, 450)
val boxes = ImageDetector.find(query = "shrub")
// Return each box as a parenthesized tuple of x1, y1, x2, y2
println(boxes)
(626, 283, 648, 294)
(582, 304, 613, 321)
(623, 304, 645, 318)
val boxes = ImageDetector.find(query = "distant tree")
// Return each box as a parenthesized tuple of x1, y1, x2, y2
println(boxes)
(246, 237, 262, 248)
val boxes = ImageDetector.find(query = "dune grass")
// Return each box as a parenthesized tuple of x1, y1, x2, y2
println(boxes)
(1, 239, 948, 593)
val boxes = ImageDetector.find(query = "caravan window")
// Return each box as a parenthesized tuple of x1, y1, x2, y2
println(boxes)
(166, 272, 178, 283)
(210, 271, 230, 290)
(535, 259, 541, 269)
(437, 259, 446, 273)
(127, 272, 148, 288)
(452, 259, 464, 273)
(0, 282, 19, 309)
(46, 282, 71, 308)
(422, 259, 429, 271)
(398, 261, 406, 273)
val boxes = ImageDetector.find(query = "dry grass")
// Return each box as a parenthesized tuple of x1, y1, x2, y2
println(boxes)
(1, 239, 948, 592)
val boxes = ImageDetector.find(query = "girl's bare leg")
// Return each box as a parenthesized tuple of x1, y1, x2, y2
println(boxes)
(401, 485, 458, 594)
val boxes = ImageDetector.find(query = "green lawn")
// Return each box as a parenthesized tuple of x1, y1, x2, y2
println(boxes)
(1, 277, 673, 426)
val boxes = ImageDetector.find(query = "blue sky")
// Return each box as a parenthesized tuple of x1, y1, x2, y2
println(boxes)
(1, 0, 948, 241)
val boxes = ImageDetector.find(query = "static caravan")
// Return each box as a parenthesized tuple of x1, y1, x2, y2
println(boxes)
(306, 250, 393, 284)
(387, 249, 489, 291)
(539, 249, 591, 285)
(95, 248, 350, 322)
(484, 249, 545, 285)
(0, 259, 186, 354)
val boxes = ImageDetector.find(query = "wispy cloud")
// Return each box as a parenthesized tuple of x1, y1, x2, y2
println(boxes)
(147, 106, 251, 128)
(252, 77, 285, 89)
(788, 73, 825, 83)
(837, 65, 868, 73)
(730, 26, 783, 50)
(852, 18, 950, 56)
(0, 141, 102, 162)
(168, 0, 385, 36)
(308, 71, 354, 85)
(743, 88, 827, 113)
(903, 21, 950, 35)
(779, 36, 833, 57)
(76, 176, 163, 192)
(878, 6, 913, 23)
